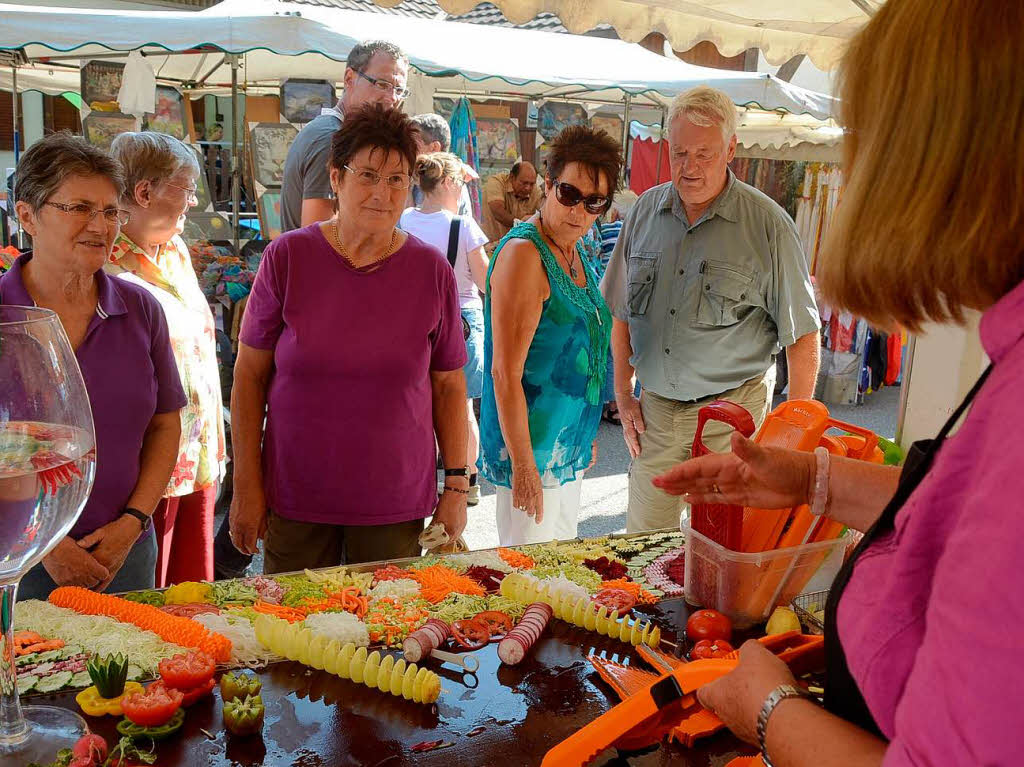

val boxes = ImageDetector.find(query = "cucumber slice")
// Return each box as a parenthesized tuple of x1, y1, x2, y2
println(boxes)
(17, 649, 62, 667)
(32, 662, 55, 676)
(69, 670, 93, 689)
(60, 645, 83, 659)
(34, 671, 73, 693)
(16, 675, 39, 695)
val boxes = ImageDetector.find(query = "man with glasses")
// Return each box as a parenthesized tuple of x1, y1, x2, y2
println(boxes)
(480, 160, 542, 243)
(600, 86, 821, 534)
(280, 39, 409, 233)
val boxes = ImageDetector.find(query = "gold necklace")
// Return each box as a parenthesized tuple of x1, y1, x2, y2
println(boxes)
(331, 219, 398, 268)
(538, 212, 579, 280)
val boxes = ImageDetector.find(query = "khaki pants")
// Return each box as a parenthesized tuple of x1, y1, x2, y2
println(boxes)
(626, 368, 776, 533)
(263, 511, 424, 573)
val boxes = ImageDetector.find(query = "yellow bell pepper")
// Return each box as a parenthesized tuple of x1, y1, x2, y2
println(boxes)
(75, 681, 144, 717)
(163, 581, 213, 605)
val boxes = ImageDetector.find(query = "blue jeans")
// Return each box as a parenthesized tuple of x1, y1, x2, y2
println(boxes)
(463, 307, 484, 399)
(17, 533, 157, 602)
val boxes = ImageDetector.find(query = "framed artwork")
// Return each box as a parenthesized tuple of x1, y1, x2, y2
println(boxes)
(258, 191, 282, 240)
(432, 97, 456, 122)
(280, 79, 335, 123)
(537, 102, 588, 142)
(182, 212, 232, 242)
(81, 60, 125, 109)
(591, 113, 624, 143)
(82, 112, 138, 150)
(475, 118, 520, 172)
(144, 86, 188, 140)
(248, 123, 298, 187)
(188, 146, 213, 212)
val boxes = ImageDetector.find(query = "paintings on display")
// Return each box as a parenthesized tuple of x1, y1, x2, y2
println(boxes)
(591, 113, 624, 144)
(248, 123, 298, 188)
(280, 79, 335, 123)
(258, 191, 282, 240)
(143, 86, 188, 140)
(537, 102, 588, 142)
(82, 112, 138, 150)
(475, 117, 520, 175)
(181, 212, 232, 242)
(80, 61, 125, 110)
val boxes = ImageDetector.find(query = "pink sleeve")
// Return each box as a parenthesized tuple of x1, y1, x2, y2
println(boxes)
(430, 261, 469, 372)
(882, 446, 1024, 766)
(239, 242, 285, 350)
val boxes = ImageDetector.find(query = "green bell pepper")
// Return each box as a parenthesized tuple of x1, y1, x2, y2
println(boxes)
(219, 671, 262, 703)
(116, 707, 186, 740)
(223, 694, 264, 736)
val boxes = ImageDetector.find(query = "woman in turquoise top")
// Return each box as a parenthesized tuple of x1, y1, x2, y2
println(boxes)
(480, 126, 622, 545)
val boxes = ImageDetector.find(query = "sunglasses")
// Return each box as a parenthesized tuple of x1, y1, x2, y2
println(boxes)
(553, 182, 610, 215)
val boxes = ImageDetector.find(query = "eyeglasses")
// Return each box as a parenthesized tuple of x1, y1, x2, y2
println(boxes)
(553, 182, 610, 215)
(344, 165, 412, 191)
(45, 201, 130, 226)
(166, 181, 199, 202)
(355, 71, 410, 101)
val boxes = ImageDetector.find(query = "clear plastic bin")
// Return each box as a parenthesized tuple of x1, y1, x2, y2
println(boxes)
(682, 520, 854, 629)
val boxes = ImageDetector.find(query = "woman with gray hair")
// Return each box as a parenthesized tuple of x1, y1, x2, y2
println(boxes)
(108, 131, 225, 587)
(0, 132, 185, 600)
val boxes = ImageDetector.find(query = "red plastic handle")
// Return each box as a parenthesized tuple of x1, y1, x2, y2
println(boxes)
(826, 417, 878, 460)
(692, 401, 756, 458)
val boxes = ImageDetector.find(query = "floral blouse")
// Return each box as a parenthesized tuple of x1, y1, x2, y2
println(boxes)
(107, 233, 226, 496)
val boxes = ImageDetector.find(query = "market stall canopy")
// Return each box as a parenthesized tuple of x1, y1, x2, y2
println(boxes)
(371, 0, 882, 70)
(0, 0, 834, 119)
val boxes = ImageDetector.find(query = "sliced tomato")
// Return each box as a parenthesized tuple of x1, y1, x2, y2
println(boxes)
(451, 619, 490, 650)
(158, 650, 216, 691)
(474, 611, 513, 640)
(592, 588, 636, 614)
(120, 683, 183, 727)
(689, 639, 734, 660)
(150, 677, 215, 708)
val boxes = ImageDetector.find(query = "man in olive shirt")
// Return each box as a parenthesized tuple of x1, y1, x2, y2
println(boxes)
(480, 160, 542, 242)
(600, 86, 821, 533)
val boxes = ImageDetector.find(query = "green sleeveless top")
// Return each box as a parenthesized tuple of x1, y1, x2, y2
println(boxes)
(479, 222, 612, 488)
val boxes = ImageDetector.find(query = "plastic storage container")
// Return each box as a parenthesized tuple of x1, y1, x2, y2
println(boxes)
(682, 520, 854, 628)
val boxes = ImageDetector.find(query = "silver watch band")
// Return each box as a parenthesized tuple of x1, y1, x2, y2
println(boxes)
(757, 684, 806, 767)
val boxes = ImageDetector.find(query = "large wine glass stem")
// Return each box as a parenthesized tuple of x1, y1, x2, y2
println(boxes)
(0, 583, 27, 746)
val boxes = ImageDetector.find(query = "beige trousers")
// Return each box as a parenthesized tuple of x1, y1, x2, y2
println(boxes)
(626, 368, 776, 533)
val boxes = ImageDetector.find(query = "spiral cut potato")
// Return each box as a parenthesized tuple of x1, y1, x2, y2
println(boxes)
(499, 573, 662, 647)
(253, 615, 441, 704)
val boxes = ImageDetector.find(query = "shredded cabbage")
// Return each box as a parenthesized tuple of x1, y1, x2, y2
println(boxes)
(15, 600, 186, 674)
(303, 612, 370, 647)
(193, 612, 279, 667)
(442, 551, 512, 574)
(368, 579, 420, 600)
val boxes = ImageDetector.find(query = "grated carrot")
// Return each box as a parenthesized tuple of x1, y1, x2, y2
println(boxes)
(497, 548, 536, 570)
(599, 578, 659, 605)
(411, 564, 486, 603)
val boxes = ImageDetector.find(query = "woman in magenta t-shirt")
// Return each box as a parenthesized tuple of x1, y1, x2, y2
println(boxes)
(230, 105, 469, 572)
(652, 2, 1024, 765)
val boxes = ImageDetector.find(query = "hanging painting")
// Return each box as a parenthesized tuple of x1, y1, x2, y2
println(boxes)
(249, 123, 299, 187)
(537, 102, 587, 142)
(475, 117, 520, 174)
(591, 113, 624, 144)
(83, 112, 138, 150)
(280, 79, 335, 123)
(144, 86, 188, 139)
(258, 191, 282, 240)
(80, 60, 125, 110)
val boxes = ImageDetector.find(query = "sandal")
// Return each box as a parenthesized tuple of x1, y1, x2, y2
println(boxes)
(602, 403, 621, 424)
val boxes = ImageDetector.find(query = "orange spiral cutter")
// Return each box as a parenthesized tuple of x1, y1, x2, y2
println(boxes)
(543, 631, 824, 766)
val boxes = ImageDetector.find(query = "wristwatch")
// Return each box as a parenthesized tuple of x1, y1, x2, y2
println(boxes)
(757, 684, 809, 767)
(443, 467, 470, 478)
(121, 508, 152, 533)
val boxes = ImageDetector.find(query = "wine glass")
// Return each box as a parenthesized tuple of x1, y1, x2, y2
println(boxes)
(0, 306, 96, 763)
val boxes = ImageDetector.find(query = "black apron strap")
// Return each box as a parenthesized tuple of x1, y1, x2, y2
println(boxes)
(445, 216, 461, 268)
(823, 364, 993, 735)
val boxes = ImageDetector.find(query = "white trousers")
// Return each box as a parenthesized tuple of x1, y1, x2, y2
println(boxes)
(495, 477, 583, 546)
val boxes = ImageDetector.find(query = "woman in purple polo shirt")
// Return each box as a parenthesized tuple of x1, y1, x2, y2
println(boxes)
(652, 2, 1024, 765)
(230, 105, 469, 572)
(0, 134, 185, 601)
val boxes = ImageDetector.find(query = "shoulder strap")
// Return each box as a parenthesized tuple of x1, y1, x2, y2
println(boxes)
(446, 216, 461, 268)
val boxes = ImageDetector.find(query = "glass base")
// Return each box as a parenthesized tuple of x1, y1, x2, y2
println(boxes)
(0, 706, 89, 764)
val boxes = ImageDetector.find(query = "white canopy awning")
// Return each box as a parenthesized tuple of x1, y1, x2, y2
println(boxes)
(391, 0, 882, 70)
(0, 0, 835, 119)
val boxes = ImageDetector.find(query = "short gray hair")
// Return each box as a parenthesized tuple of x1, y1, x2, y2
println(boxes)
(411, 113, 451, 152)
(15, 131, 124, 211)
(346, 40, 408, 74)
(667, 86, 737, 144)
(109, 131, 200, 202)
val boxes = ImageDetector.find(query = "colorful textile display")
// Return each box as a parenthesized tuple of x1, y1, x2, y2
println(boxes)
(448, 98, 482, 221)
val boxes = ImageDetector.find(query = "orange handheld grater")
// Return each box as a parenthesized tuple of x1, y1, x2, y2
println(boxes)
(688, 401, 756, 549)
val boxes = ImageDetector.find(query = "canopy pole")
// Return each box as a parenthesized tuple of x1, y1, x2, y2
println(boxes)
(11, 61, 21, 248)
(654, 107, 666, 185)
(229, 55, 240, 255)
(621, 93, 632, 185)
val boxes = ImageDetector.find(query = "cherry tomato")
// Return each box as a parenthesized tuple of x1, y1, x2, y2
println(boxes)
(151, 677, 215, 707)
(158, 650, 216, 691)
(72, 733, 108, 764)
(685, 609, 732, 642)
(474, 611, 513, 640)
(592, 588, 636, 614)
(120, 683, 183, 727)
(451, 619, 490, 650)
(689, 639, 734, 660)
